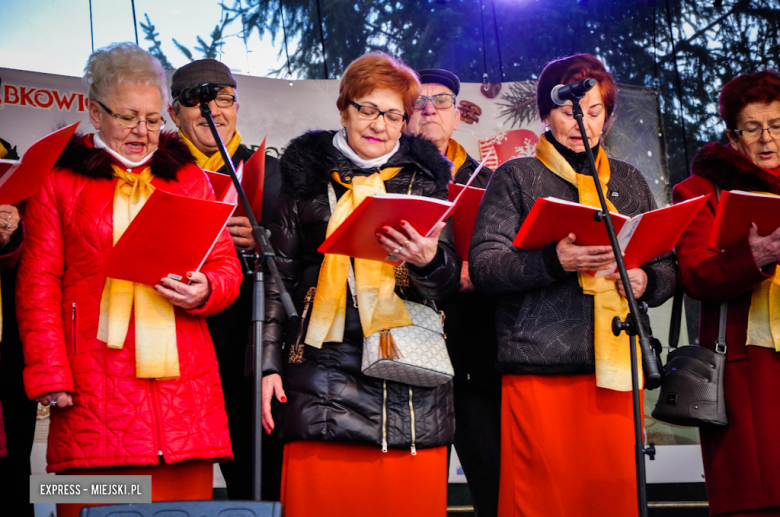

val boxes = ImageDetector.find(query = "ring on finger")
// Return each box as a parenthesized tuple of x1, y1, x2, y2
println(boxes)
(48, 400, 58, 407)
(393, 247, 401, 254)
(402, 239, 411, 248)
(4, 222, 10, 230)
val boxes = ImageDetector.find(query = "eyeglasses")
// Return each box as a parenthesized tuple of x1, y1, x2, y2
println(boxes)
(413, 94, 456, 111)
(350, 101, 407, 126)
(732, 124, 780, 143)
(97, 101, 166, 131)
(212, 94, 236, 108)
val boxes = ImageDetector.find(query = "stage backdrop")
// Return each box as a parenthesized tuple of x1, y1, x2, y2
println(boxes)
(1, 67, 697, 481)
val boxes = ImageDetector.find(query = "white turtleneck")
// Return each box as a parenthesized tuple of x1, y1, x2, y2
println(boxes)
(332, 130, 400, 170)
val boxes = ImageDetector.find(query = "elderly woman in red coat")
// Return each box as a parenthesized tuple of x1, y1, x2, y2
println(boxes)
(16, 43, 241, 517)
(674, 70, 780, 517)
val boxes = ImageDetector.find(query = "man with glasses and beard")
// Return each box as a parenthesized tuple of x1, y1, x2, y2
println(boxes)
(406, 69, 500, 517)
(168, 58, 282, 501)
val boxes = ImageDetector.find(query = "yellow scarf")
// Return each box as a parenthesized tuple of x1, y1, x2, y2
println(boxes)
(179, 129, 242, 172)
(97, 165, 179, 379)
(535, 134, 638, 391)
(746, 192, 780, 351)
(445, 138, 469, 180)
(0, 140, 8, 159)
(304, 168, 413, 348)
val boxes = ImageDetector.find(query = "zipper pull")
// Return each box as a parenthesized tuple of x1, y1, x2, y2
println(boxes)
(382, 440, 388, 453)
(410, 444, 417, 456)
(72, 301, 76, 320)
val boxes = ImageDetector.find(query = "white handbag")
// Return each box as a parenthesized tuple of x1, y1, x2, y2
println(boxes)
(361, 299, 454, 388)
(327, 183, 454, 388)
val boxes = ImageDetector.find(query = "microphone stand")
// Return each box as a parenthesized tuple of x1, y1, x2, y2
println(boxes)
(570, 99, 661, 517)
(197, 99, 298, 502)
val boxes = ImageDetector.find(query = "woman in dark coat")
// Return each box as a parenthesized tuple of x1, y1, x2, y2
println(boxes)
(261, 52, 459, 517)
(469, 54, 677, 516)
(674, 70, 780, 517)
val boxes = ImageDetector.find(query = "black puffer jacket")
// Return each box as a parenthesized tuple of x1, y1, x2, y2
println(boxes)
(263, 130, 459, 451)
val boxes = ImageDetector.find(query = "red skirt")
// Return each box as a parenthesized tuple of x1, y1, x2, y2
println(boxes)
(55, 458, 213, 517)
(281, 441, 448, 517)
(498, 374, 640, 517)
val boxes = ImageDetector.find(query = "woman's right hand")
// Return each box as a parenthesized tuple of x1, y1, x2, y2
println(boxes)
(749, 223, 780, 268)
(262, 374, 287, 435)
(34, 391, 73, 408)
(556, 233, 616, 272)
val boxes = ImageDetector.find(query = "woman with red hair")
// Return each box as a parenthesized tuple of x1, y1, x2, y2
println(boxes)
(674, 70, 780, 517)
(261, 51, 459, 517)
(470, 54, 677, 516)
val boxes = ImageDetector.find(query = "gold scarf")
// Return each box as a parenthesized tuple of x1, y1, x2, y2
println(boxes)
(0, 140, 8, 159)
(304, 168, 413, 348)
(535, 134, 638, 391)
(746, 192, 780, 351)
(97, 165, 179, 379)
(445, 138, 469, 180)
(179, 129, 242, 172)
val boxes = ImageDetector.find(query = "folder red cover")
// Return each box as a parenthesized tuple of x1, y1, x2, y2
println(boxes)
(234, 137, 266, 219)
(709, 190, 780, 249)
(513, 195, 709, 275)
(99, 189, 236, 286)
(447, 184, 486, 261)
(317, 193, 453, 265)
(0, 122, 79, 205)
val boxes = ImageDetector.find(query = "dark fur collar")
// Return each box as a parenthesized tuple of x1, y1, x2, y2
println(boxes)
(279, 130, 452, 197)
(691, 143, 780, 195)
(54, 131, 196, 181)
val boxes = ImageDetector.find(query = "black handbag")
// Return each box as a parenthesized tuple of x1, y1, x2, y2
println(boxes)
(650, 288, 728, 427)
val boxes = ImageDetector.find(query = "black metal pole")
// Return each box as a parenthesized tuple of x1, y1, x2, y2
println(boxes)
(570, 99, 660, 517)
(197, 100, 298, 501)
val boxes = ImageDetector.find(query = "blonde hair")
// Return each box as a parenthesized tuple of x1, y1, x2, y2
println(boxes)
(83, 42, 168, 105)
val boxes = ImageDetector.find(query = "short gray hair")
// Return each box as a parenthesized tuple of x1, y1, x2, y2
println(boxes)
(83, 42, 168, 105)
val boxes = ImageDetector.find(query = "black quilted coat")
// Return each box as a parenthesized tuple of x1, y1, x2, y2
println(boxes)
(469, 136, 677, 375)
(263, 130, 459, 451)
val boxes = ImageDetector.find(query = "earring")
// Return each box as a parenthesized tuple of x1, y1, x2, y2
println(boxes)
(341, 126, 347, 137)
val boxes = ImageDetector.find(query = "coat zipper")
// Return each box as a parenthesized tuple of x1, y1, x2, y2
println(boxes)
(408, 386, 417, 456)
(71, 302, 78, 354)
(149, 380, 165, 459)
(382, 380, 388, 453)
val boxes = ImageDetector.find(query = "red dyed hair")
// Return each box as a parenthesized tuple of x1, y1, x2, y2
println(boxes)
(536, 54, 617, 122)
(720, 70, 780, 130)
(336, 52, 421, 118)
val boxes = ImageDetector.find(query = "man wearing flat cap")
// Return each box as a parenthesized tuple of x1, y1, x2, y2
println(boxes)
(168, 58, 282, 501)
(407, 68, 500, 517)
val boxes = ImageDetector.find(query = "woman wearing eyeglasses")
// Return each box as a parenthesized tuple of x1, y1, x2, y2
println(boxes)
(674, 70, 780, 517)
(262, 51, 459, 517)
(16, 43, 241, 517)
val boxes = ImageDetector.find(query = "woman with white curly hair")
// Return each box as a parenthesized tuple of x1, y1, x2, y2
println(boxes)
(16, 42, 242, 517)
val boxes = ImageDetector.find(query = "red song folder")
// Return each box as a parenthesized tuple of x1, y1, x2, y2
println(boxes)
(513, 195, 709, 275)
(709, 190, 780, 249)
(234, 137, 266, 219)
(447, 184, 486, 261)
(100, 189, 236, 286)
(204, 164, 240, 205)
(0, 122, 79, 205)
(317, 193, 454, 265)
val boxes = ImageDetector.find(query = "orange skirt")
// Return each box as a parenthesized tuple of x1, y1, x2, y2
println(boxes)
(281, 441, 448, 517)
(55, 458, 213, 517)
(498, 374, 640, 517)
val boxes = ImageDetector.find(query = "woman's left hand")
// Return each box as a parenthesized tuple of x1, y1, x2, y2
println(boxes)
(0, 205, 20, 249)
(155, 271, 212, 309)
(377, 220, 445, 268)
(605, 268, 648, 299)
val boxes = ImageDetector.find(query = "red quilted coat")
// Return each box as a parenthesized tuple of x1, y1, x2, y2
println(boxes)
(674, 143, 780, 516)
(17, 133, 241, 473)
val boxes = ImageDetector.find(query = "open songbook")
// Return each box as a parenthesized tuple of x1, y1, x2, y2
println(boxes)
(0, 122, 79, 205)
(99, 189, 236, 286)
(710, 190, 780, 249)
(513, 194, 709, 275)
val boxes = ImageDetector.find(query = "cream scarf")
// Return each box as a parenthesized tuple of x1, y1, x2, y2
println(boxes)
(97, 165, 179, 379)
(535, 134, 639, 391)
(304, 168, 413, 348)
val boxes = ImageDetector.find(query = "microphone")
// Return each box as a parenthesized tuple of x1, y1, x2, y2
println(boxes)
(551, 78, 597, 106)
(178, 83, 223, 108)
